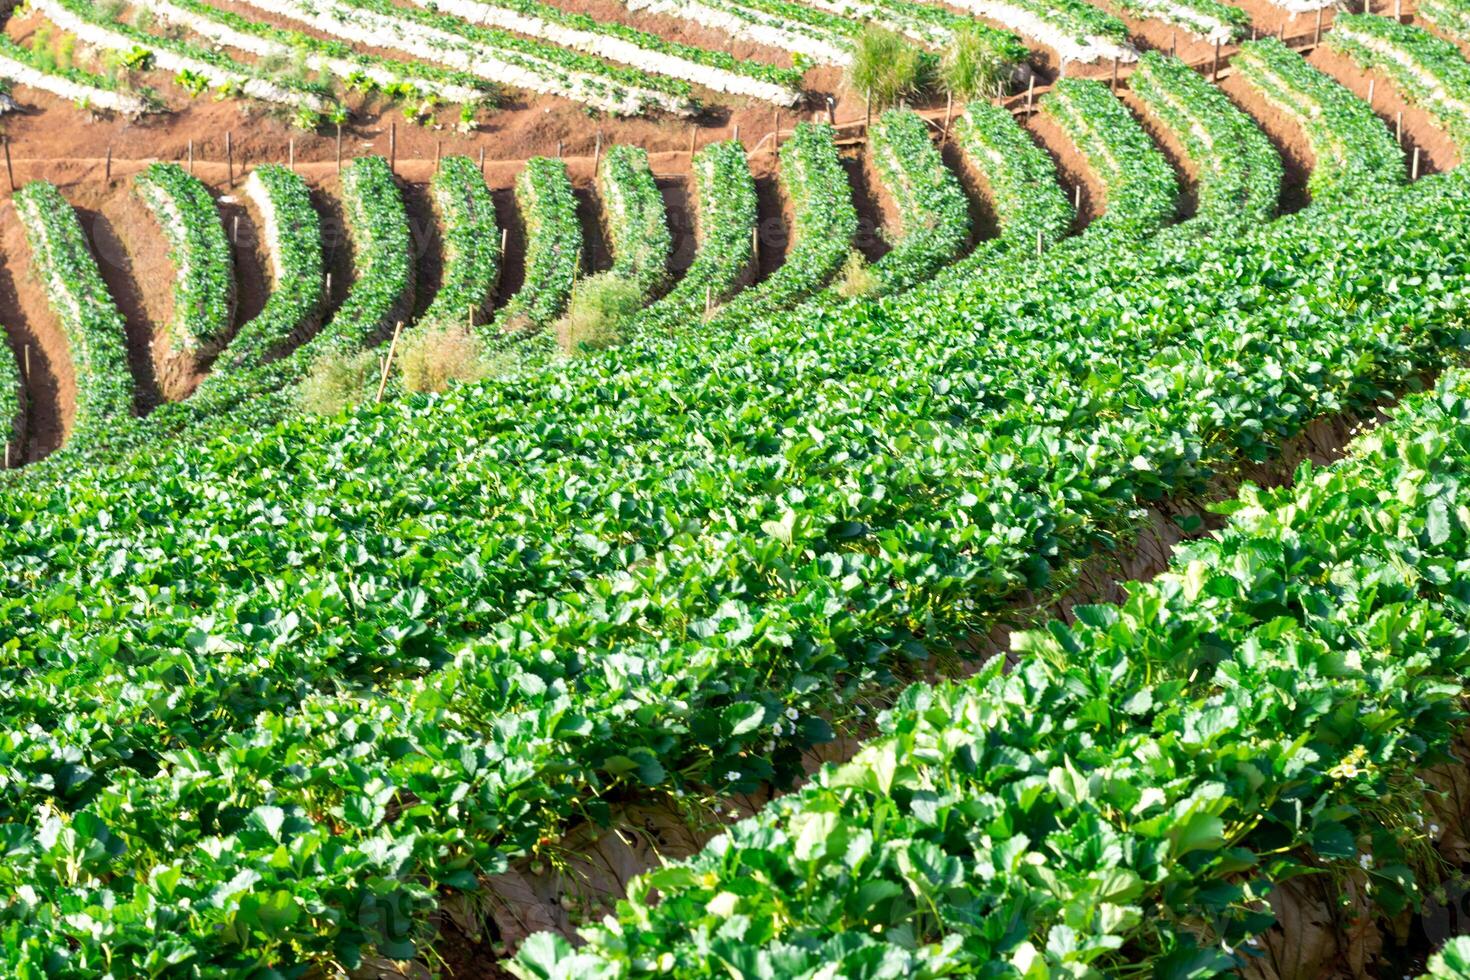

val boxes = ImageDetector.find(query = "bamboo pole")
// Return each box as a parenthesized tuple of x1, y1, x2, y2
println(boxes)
(232, 213, 240, 245)
(1368, 78, 1375, 106)
(1315, 8, 1323, 45)
(389, 122, 397, 174)
(1026, 75, 1035, 116)
(288, 137, 295, 172)
(226, 131, 234, 188)
(1212, 39, 1221, 81)
(435, 140, 442, 170)
(4, 138, 13, 193)
(336, 123, 343, 174)
(479, 145, 486, 176)
(942, 91, 953, 143)
(103, 144, 110, 184)
(689, 124, 697, 159)
(1412, 145, 1421, 180)
(375, 321, 404, 403)
(187, 139, 194, 176)
(1110, 57, 1119, 92)
(1396, 111, 1403, 144)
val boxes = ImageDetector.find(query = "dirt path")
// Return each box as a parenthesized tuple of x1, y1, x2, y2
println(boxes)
(0, 198, 72, 460)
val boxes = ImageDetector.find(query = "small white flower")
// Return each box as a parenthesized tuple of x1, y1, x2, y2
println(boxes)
(1431, 823, 1442, 837)
(763, 741, 775, 753)
(771, 722, 784, 735)
(1246, 936, 1259, 948)
(724, 770, 741, 782)
(785, 707, 799, 721)
(1358, 853, 1373, 870)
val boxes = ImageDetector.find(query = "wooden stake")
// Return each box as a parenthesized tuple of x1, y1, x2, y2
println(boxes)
(375, 320, 404, 403)
(500, 227, 508, 261)
(232, 213, 240, 245)
(226, 131, 234, 188)
(1026, 74, 1035, 116)
(1212, 39, 1221, 81)
(188, 139, 194, 175)
(479, 145, 486, 176)
(289, 137, 295, 172)
(1074, 184, 1082, 210)
(1035, 227, 1043, 257)
(752, 225, 759, 263)
(593, 131, 603, 172)
(689, 124, 697, 159)
(1110, 57, 1119, 92)
(435, 140, 442, 170)
(104, 144, 110, 184)
(1315, 8, 1323, 45)
(5, 138, 14, 193)
(1394, 0, 1401, 17)
(325, 271, 332, 299)
(732, 123, 739, 144)
(23, 343, 29, 380)
(556, 140, 562, 158)
(864, 95, 871, 133)
(336, 123, 343, 174)
(942, 91, 953, 143)
(390, 122, 397, 174)
(1170, 33, 1176, 57)
(1396, 111, 1403, 144)
(1412, 145, 1421, 180)
(826, 95, 835, 126)
(1368, 78, 1375, 106)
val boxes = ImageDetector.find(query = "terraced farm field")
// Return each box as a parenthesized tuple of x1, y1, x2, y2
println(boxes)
(4, 0, 1470, 975)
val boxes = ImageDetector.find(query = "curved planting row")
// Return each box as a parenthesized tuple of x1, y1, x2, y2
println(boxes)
(1328, 14, 1470, 155)
(625, 0, 857, 65)
(859, 109, 971, 296)
(491, 157, 581, 334)
(418, 156, 501, 334)
(411, 0, 803, 104)
(1131, 51, 1282, 228)
(134, 163, 235, 360)
(707, 122, 856, 329)
(944, 0, 1134, 64)
(1232, 38, 1406, 205)
(634, 139, 757, 334)
(231, 0, 695, 115)
(198, 165, 323, 382)
(150, 0, 499, 107)
(0, 33, 155, 116)
(1421, 0, 1470, 46)
(1, 344, 19, 468)
(317, 155, 416, 353)
(801, 0, 1028, 56)
(521, 363, 1470, 978)
(32, 0, 338, 124)
(1110, 0, 1249, 44)
(597, 144, 673, 297)
(1041, 78, 1179, 238)
(7, 80, 1470, 968)
(13, 181, 132, 448)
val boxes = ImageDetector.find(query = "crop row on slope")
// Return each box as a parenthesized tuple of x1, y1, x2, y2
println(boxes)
(1042, 77, 1179, 237)
(520, 366, 1470, 979)
(597, 145, 672, 298)
(12, 181, 132, 448)
(318, 155, 416, 353)
(625, 0, 856, 65)
(418, 156, 501, 334)
(490, 157, 581, 335)
(0, 87, 1464, 972)
(196, 165, 323, 382)
(231, 0, 694, 115)
(1232, 37, 1407, 205)
(150, 0, 499, 106)
(859, 109, 972, 296)
(1328, 14, 1470, 155)
(1110, 0, 1249, 44)
(134, 162, 236, 359)
(945, 0, 1134, 64)
(634, 139, 757, 335)
(1422, 0, 1470, 46)
(413, 0, 803, 103)
(0, 32, 155, 116)
(31, 0, 338, 123)
(706, 122, 856, 329)
(799, 0, 1029, 61)
(1, 340, 19, 468)
(1130, 52, 1282, 228)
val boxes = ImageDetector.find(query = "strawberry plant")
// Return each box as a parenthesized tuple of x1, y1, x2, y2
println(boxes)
(1329, 14, 1470, 154)
(490, 157, 581, 334)
(418, 155, 500, 333)
(134, 162, 235, 358)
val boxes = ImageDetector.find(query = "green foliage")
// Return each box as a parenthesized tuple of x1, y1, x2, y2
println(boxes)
(296, 347, 378, 414)
(1329, 14, 1470, 155)
(940, 25, 1016, 102)
(556, 274, 644, 353)
(1427, 937, 1470, 979)
(396, 323, 496, 393)
(417, 155, 499, 334)
(598, 143, 671, 297)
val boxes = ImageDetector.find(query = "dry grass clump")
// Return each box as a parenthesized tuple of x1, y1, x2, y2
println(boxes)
(555, 275, 643, 354)
(397, 323, 496, 393)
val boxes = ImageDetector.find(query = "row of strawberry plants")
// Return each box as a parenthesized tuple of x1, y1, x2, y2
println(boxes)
(1328, 14, 1470, 155)
(490, 157, 582, 334)
(0, 32, 156, 116)
(4, 155, 1467, 973)
(706, 122, 856, 329)
(946, 0, 1135, 64)
(151, 0, 499, 107)
(1421, 0, 1470, 46)
(801, 0, 1028, 57)
(860, 109, 971, 296)
(1232, 37, 1406, 206)
(634, 139, 757, 334)
(316, 155, 416, 354)
(413, 0, 803, 103)
(32, 0, 339, 124)
(1130, 51, 1282, 228)
(1, 340, 20, 469)
(2, 89, 1463, 970)
(134, 162, 236, 360)
(1110, 0, 1249, 44)
(598, 144, 672, 297)
(520, 364, 1470, 978)
(626, 0, 858, 65)
(196, 165, 323, 383)
(232, 0, 695, 115)
(418, 156, 501, 334)
(1041, 77, 1179, 238)
(12, 181, 132, 449)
